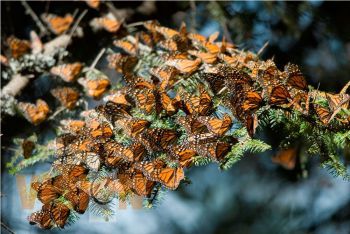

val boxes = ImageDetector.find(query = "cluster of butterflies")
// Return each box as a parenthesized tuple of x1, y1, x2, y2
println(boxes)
(27, 20, 350, 229)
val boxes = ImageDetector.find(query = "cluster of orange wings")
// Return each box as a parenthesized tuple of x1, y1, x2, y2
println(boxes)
(28, 20, 350, 229)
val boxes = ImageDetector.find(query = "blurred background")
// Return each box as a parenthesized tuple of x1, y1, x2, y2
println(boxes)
(1, 1, 350, 234)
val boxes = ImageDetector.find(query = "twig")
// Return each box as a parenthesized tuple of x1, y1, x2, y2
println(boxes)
(90, 48, 106, 70)
(1, 74, 34, 96)
(340, 80, 350, 94)
(68, 9, 88, 39)
(126, 21, 145, 28)
(43, 34, 71, 56)
(21, 0, 47, 36)
(257, 41, 269, 57)
(218, 86, 228, 95)
(48, 106, 66, 120)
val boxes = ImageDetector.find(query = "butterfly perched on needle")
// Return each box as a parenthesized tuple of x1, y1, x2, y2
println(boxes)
(188, 50, 218, 64)
(283, 63, 308, 91)
(41, 13, 74, 35)
(136, 128, 178, 153)
(28, 202, 70, 229)
(269, 85, 292, 106)
(60, 119, 86, 135)
(51, 63, 83, 82)
(90, 16, 122, 33)
(103, 92, 132, 110)
(168, 145, 197, 168)
(128, 77, 180, 115)
(197, 114, 233, 137)
(113, 39, 138, 56)
(6, 36, 31, 59)
(135, 159, 184, 190)
(272, 147, 298, 170)
(182, 85, 213, 116)
(17, 99, 50, 125)
(51, 87, 80, 110)
(107, 53, 138, 75)
(165, 58, 202, 74)
(149, 66, 179, 90)
(79, 77, 110, 99)
(314, 104, 332, 125)
(115, 117, 150, 138)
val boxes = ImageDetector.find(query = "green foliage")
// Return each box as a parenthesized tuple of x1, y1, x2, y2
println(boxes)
(6, 135, 55, 175)
(221, 130, 271, 170)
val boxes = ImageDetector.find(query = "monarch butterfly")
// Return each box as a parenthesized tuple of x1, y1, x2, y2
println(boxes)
(219, 66, 253, 90)
(165, 58, 201, 74)
(197, 114, 232, 136)
(80, 78, 111, 100)
(131, 170, 156, 196)
(153, 24, 180, 39)
(188, 50, 217, 64)
(7, 36, 31, 59)
(113, 39, 138, 55)
(176, 116, 207, 135)
(314, 104, 331, 125)
(169, 145, 197, 168)
(202, 72, 226, 94)
(84, 0, 100, 9)
(60, 119, 86, 134)
(136, 159, 184, 190)
(82, 152, 101, 171)
(65, 188, 90, 214)
(272, 147, 298, 170)
(149, 66, 179, 90)
(135, 89, 156, 113)
(51, 87, 80, 110)
(326, 93, 350, 111)
(107, 53, 138, 75)
(193, 140, 232, 162)
(183, 85, 212, 115)
(28, 205, 53, 229)
(116, 117, 150, 137)
(28, 202, 70, 229)
(86, 120, 113, 139)
(96, 101, 131, 123)
(22, 139, 35, 159)
(284, 63, 308, 90)
(245, 113, 258, 138)
(241, 91, 263, 112)
(140, 128, 178, 152)
(191, 32, 220, 54)
(41, 13, 74, 35)
(130, 78, 180, 115)
(187, 32, 206, 43)
(103, 92, 132, 109)
(35, 183, 63, 204)
(18, 99, 50, 125)
(90, 16, 122, 33)
(51, 63, 83, 82)
(123, 143, 146, 162)
(256, 60, 281, 95)
(218, 54, 237, 66)
(269, 85, 291, 105)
